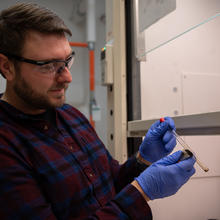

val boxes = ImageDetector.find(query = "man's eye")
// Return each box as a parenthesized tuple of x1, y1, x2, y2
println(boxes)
(57, 65, 65, 74)
(39, 64, 54, 73)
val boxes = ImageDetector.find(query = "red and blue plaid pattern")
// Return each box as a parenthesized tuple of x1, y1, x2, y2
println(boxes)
(0, 100, 152, 219)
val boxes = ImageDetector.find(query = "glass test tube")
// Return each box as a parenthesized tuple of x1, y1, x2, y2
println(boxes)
(172, 130, 209, 172)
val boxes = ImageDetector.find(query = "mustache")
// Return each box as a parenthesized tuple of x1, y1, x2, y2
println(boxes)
(50, 84, 68, 90)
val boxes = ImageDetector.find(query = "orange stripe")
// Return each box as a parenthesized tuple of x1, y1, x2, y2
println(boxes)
(69, 42, 88, 48)
(69, 41, 95, 128)
(89, 50, 95, 91)
(90, 115, 95, 128)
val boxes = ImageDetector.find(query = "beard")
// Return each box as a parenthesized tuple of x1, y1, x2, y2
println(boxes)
(13, 71, 67, 110)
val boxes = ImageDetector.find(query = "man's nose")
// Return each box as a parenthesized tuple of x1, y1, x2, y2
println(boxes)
(56, 67, 72, 83)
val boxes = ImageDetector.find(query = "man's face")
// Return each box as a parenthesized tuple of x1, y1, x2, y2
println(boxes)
(11, 31, 72, 113)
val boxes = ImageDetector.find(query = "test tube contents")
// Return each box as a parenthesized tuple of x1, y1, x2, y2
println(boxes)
(160, 118, 209, 172)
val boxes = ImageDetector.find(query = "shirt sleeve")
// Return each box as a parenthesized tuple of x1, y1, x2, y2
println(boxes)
(88, 184, 152, 220)
(104, 148, 148, 193)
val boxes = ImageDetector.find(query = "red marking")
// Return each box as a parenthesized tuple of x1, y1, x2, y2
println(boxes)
(160, 118, 165, 122)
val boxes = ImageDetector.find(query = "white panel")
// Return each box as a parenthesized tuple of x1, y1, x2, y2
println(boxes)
(182, 73, 220, 115)
(150, 177, 220, 220)
(140, 54, 183, 119)
(139, 0, 176, 32)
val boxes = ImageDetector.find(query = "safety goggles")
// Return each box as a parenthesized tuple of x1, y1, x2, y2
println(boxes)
(4, 51, 75, 77)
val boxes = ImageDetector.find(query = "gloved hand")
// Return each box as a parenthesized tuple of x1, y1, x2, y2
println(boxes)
(139, 117, 176, 163)
(135, 150, 196, 200)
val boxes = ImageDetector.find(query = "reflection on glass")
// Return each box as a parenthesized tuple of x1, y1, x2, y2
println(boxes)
(139, 12, 220, 59)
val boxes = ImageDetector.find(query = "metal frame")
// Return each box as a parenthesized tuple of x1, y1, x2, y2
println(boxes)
(125, 0, 144, 157)
(128, 111, 220, 137)
(106, 0, 127, 163)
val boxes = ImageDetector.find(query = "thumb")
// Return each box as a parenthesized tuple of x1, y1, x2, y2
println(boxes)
(178, 156, 196, 171)
(153, 120, 169, 136)
(157, 150, 182, 166)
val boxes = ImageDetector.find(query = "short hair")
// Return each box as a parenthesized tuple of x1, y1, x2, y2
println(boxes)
(0, 2, 72, 77)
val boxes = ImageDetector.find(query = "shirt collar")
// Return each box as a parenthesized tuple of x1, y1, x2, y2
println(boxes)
(0, 93, 57, 122)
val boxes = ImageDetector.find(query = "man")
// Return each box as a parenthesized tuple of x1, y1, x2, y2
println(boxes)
(0, 3, 195, 219)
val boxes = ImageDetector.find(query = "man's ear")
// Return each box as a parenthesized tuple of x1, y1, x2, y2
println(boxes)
(0, 54, 15, 81)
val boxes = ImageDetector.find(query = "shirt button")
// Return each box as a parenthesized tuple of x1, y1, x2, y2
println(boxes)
(89, 173, 93, 177)
(44, 125, 49, 130)
(70, 146, 73, 150)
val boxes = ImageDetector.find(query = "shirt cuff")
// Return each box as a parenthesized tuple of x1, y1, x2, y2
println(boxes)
(113, 184, 152, 220)
(135, 153, 150, 172)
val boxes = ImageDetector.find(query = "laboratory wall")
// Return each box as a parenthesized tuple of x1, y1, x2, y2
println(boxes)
(141, 0, 220, 219)
(0, 0, 107, 145)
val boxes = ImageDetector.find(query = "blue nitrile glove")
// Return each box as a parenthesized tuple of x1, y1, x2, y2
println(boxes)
(139, 117, 176, 163)
(135, 150, 196, 200)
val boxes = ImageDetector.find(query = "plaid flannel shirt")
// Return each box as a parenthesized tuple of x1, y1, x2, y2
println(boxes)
(0, 99, 152, 220)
